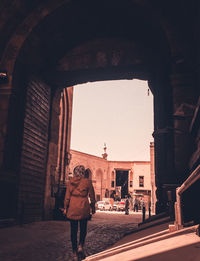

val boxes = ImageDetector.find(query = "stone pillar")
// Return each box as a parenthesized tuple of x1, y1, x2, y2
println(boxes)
(44, 89, 61, 220)
(150, 73, 176, 214)
(44, 86, 73, 220)
(0, 82, 11, 168)
(64, 87, 73, 182)
(0, 81, 18, 220)
(170, 73, 197, 182)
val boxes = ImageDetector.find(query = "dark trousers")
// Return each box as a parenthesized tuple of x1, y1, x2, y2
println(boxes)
(134, 204, 138, 212)
(70, 219, 88, 252)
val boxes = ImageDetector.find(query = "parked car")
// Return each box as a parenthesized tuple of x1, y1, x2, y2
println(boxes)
(96, 201, 112, 211)
(118, 201, 125, 211)
(96, 201, 106, 210)
(113, 201, 119, 211)
(103, 201, 112, 211)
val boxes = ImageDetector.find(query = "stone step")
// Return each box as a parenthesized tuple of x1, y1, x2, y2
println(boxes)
(84, 224, 198, 261)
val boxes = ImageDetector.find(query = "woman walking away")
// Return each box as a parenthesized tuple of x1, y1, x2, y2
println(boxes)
(64, 165, 96, 261)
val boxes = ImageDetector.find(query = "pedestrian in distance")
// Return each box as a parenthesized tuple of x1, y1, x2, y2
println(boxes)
(125, 195, 129, 215)
(133, 198, 139, 212)
(141, 200, 146, 222)
(63, 165, 96, 261)
(148, 200, 151, 218)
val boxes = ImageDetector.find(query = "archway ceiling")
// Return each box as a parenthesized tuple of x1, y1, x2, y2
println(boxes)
(16, 1, 170, 87)
(0, 0, 196, 87)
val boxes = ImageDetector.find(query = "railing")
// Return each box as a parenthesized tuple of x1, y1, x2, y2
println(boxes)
(174, 165, 200, 229)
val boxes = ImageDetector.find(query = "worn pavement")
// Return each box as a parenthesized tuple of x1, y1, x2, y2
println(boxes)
(0, 211, 142, 261)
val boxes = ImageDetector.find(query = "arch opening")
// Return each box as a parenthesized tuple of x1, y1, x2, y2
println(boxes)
(0, 0, 189, 224)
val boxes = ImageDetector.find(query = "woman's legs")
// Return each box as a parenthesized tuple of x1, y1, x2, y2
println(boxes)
(77, 219, 88, 259)
(79, 219, 88, 247)
(70, 218, 88, 259)
(70, 220, 78, 252)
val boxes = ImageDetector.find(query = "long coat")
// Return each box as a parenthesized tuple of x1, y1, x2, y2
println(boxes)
(64, 176, 95, 220)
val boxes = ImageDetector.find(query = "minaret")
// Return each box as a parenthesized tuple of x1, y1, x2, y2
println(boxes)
(102, 143, 108, 160)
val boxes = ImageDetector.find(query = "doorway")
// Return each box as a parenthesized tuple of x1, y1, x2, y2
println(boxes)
(116, 170, 129, 199)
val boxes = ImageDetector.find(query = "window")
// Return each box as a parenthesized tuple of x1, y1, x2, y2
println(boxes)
(111, 181, 114, 188)
(139, 176, 144, 187)
(130, 180, 133, 187)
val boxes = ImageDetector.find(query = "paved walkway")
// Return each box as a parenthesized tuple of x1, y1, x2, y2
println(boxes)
(0, 211, 142, 261)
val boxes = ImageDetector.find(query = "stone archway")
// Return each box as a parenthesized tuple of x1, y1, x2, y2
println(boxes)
(0, 0, 199, 224)
(0, 0, 171, 171)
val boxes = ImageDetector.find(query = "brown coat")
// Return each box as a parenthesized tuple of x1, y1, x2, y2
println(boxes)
(64, 177, 95, 220)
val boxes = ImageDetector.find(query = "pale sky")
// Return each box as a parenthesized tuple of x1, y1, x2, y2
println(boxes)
(70, 79, 154, 161)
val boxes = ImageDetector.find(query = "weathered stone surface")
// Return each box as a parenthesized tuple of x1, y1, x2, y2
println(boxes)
(0, 212, 141, 261)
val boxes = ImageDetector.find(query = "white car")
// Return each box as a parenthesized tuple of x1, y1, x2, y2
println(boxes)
(113, 201, 119, 211)
(97, 201, 112, 211)
(118, 201, 125, 211)
(97, 201, 106, 210)
(103, 201, 112, 211)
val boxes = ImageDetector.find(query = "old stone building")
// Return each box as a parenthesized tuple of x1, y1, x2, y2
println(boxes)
(68, 143, 156, 212)
(0, 0, 200, 232)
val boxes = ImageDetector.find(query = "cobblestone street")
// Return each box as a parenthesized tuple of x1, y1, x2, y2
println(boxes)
(0, 211, 142, 261)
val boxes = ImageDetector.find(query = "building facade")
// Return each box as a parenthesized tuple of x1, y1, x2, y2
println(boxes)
(68, 143, 156, 212)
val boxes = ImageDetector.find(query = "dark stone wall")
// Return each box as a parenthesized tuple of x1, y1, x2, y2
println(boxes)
(0, 69, 52, 223)
(0, 64, 28, 220)
(17, 77, 51, 223)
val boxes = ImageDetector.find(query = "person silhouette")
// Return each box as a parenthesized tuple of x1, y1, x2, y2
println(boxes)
(64, 165, 96, 261)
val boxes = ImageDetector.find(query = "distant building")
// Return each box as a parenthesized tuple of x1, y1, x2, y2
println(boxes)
(68, 143, 156, 213)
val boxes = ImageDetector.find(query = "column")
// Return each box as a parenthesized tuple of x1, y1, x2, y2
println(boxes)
(150, 73, 176, 214)
(0, 78, 11, 168)
(0, 74, 19, 220)
(170, 73, 197, 182)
